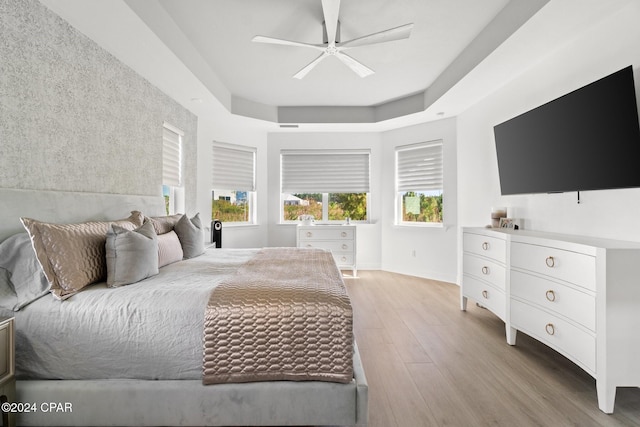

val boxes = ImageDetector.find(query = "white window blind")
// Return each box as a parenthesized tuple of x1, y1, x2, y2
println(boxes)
(281, 149, 370, 194)
(212, 142, 256, 191)
(396, 140, 443, 192)
(162, 124, 183, 187)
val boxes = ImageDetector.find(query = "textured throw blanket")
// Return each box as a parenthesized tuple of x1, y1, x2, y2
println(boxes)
(203, 247, 353, 384)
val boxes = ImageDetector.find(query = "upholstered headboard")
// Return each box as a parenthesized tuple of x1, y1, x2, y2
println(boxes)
(0, 188, 166, 242)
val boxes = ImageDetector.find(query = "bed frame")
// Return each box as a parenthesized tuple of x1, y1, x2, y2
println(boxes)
(0, 188, 368, 426)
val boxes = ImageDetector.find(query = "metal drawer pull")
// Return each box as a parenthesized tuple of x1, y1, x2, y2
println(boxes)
(481, 290, 488, 299)
(545, 256, 555, 268)
(306, 232, 313, 238)
(481, 266, 489, 275)
(545, 323, 555, 336)
(482, 242, 489, 251)
(306, 244, 313, 248)
(545, 290, 556, 302)
(341, 231, 347, 238)
(342, 244, 348, 250)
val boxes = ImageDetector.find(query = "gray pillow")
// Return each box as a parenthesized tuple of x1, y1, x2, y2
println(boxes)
(157, 231, 183, 267)
(0, 233, 49, 310)
(174, 213, 205, 259)
(105, 219, 159, 287)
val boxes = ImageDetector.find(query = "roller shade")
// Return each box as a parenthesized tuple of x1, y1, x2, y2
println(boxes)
(396, 141, 443, 192)
(162, 124, 182, 187)
(212, 142, 256, 191)
(281, 149, 370, 194)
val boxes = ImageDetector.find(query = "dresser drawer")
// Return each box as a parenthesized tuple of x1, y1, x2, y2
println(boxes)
(463, 253, 506, 291)
(511, 242, 596, 291)
(463, 232, 506, 263)
(299, 240, 355, 253)
(332, 253, 354, 266)
(511, 299, 595, 373)
(462, 274, 505, 320)
(511, 270, 595, 331)
(298, 227, 354, 241)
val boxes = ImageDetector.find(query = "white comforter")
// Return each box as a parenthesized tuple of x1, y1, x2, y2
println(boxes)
(7, 248, 258, 381)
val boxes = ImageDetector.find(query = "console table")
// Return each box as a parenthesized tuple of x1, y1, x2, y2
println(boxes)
(461, 227, 640, 413)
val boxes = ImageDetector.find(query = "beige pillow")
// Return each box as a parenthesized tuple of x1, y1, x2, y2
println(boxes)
(149, 214, 183, 235)
(21, 211, 144, 300)
(157, 230, 183, 267)
(106, 219, 159, 287)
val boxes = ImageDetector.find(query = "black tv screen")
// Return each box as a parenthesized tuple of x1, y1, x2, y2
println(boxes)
(494, 66, 640, 195)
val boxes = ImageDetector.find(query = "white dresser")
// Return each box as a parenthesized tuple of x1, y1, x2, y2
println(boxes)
(297, 225, 356, 277)
(461, 227, 640, 413)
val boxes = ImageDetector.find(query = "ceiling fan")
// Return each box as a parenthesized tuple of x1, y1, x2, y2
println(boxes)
(251, 0, 414, 79)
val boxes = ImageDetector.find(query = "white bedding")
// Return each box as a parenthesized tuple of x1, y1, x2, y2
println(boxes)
(6, 248, 259, 381)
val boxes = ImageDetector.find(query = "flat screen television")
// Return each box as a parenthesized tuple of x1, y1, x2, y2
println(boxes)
(494, 66, 640, 195)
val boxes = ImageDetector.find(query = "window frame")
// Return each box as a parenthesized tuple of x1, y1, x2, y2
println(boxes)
(211, 142, 257, 226)
(395, 140, 444, 227)
(162, 123, 184, 215)
(280, 149, 371, 224)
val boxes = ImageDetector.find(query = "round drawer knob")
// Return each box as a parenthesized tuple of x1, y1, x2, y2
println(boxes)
(306, 244, 312, 248)
(545, 323, 555, 336)
(482, 290, 488, 299)
(482, 242, 489, 251)
(342, 244, 348, 250)
(341, 231, 347, 237)
(306, 231, 312, 238)
(545, 290, 556, 302)
(481, 266, 489, 275)
(545, 256, 555, 268)
(341, 256, 347, 262)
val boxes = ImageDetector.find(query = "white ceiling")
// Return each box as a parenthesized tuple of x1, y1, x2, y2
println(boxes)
(39, 0, 634, 128)
(152, 0, 509, 107)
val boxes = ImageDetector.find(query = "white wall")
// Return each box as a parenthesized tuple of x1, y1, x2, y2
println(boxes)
(457, 1, 640, 242)
(266, 132, 383, 270)
(195, 115, 270, 249)
(380, 118, 458, 283)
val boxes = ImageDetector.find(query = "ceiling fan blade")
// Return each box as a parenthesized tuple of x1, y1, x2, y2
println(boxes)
(335, 51, 375, 78)
(293, 52, 329, 79)
(321, 0, 340, 45)
(252, 35, 324, 51)
(338, 23, 414, 49)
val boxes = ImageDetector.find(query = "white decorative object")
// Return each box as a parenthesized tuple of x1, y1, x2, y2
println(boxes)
(298, 215, 315, 226)
(297, 225, 357, 277)
(461, 227, 640, 414)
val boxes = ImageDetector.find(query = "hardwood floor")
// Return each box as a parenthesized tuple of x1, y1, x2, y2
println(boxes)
(343, 270, 640, 427)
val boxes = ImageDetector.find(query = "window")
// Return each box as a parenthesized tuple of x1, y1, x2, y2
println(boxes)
(212, 142, 256, 224)
(162, 123, 184, 215)
(281, 149, 370, 223)
(396, 140, 443, 225)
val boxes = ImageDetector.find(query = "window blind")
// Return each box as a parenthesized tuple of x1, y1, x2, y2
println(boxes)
(396, 141, 443, 192)
(212, 142, 256, 191)
(281, 149, 370, 194)
(162, 124, 183, 187)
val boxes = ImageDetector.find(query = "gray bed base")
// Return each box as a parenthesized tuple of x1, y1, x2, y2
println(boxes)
(1, 188, 369, 426)
(16, 344, 368, 426)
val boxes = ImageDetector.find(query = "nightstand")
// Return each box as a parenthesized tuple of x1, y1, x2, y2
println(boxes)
(0, 317, 15, 427)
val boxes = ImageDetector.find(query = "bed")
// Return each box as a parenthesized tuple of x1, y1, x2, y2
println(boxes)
(0, 188, 368, 426)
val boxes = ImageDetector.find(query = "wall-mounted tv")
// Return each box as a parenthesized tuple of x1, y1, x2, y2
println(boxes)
(494, 66, 640, 195)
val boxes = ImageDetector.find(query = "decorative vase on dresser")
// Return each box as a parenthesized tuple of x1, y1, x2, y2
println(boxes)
(297, 225, 357, 277)
(461, 227, 640, 414)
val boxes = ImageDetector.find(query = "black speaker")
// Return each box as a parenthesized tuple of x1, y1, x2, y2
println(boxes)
(211, 220, 222, 248)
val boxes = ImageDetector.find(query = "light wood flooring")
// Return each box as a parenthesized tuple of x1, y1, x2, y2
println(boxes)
(343, 270, 640, 427)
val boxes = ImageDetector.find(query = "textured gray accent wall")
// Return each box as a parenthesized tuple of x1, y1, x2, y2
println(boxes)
(0, 0, 197, 212)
